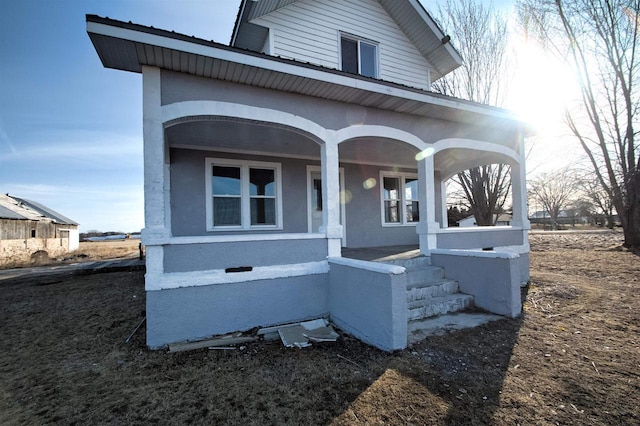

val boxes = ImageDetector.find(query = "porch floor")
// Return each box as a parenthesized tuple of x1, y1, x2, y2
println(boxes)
(341, 245, 421, 262)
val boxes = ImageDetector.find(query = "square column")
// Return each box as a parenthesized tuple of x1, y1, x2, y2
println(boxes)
(141, 66, 170, 275)
(417, 155, 439, 255)
(320, 141, 343, 257)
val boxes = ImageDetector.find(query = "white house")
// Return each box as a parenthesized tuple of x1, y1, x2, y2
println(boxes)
(458, 214, 513, 227)
(87, 0, 530, 351)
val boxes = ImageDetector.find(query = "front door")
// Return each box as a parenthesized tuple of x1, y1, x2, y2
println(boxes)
(307, 166, 346, 246)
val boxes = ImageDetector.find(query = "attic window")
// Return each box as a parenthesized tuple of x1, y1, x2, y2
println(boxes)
(340, 34, 378, 78)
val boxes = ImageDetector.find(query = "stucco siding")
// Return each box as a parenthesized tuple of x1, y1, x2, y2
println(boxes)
(146, 273, 329, 348)
(160, 72, 519, 150)
(342, 163, 419, 248)
(163, 239, 328, 273)
(251, 0, 433, 90)
(170, 148, 313, 236)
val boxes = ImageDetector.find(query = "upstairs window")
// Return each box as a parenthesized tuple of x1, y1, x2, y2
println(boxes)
(206, 158, 282, 231)
(381, 172, 419, 225)
(340, 34, 378, 78)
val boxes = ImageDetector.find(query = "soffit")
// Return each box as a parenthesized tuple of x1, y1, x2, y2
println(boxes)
(87, 16, 525, 133)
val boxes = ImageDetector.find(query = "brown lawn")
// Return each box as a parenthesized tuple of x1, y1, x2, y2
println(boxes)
(0, 230, 638, 425)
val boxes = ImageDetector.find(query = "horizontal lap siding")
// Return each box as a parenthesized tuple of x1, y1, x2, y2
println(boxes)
(252, 0, 432, 90)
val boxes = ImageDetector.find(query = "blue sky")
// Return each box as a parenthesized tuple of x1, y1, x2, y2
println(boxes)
(0, 0, 240, 232)
(1, 0, 530, 233)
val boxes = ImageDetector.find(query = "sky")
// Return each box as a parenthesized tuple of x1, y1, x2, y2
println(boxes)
(0, 0, 574, 232)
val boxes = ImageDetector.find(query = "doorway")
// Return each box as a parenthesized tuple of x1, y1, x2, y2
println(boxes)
(306, 166, 346, 246)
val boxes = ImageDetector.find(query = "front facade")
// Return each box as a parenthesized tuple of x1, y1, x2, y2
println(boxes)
(88, 0, 530, 351)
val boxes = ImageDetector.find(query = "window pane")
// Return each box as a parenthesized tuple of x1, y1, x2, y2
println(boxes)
(383, 177, 399, 200)
(212, 166, 241, 196)
(406, 201, 419, 222)
(385, 200, 400, 223)
(251, 198, 276, 225)
(250, 168, 275, 196)
(213, 197, 241, 226)
(341, 37, 358, 74)
(405, 178, 418, 200)
(360, 42, 377, 78)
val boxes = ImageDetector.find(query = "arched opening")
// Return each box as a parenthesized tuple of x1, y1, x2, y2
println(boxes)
(164, 117, 323, 236)
(337, 135, 422, 249)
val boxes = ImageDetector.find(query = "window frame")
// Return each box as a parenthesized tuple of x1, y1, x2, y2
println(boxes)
(205, 158, 283, 232)
(339, 32, 379, 78)
(380, 171, 420, 227)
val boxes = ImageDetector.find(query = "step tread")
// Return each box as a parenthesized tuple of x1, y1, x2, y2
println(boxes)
(407, 293, 474, 309)
(407, 278, 457, 290)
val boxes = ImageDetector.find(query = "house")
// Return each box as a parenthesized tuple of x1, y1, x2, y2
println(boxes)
(529, 210, 590, 226)
(87, 0, 530, 351)
(458, 214, 513, 227)
(0, 194, 79, 266)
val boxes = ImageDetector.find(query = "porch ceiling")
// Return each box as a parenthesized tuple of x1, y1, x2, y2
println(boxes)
(165, 120, 320, 158)
(435, 148, 513, 179)
(166, 121, 420, 167)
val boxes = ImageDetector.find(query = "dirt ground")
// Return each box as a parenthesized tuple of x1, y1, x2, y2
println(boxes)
(0, 230, 638, 425)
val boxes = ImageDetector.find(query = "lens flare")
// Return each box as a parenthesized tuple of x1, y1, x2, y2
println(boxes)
(340, 190, 353, 204)
(363, 178, 377, 189)
(415, 147, 435, 161)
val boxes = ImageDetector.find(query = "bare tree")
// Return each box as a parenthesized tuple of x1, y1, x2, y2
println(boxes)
(518, 0, 640, 248)
(578, 174, 617, 228)
(433, 0, 513, 226)
(529, 168, 578, 230)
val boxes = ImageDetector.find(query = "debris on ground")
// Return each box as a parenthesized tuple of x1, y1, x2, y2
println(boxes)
(258, 318, 339, 348)
(168, 333, 257, 353)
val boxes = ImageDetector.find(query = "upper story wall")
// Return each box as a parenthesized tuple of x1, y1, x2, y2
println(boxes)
(249, 0, 434, 91)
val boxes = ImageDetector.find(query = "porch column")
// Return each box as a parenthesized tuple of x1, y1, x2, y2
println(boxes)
(321, 139, 343, 257)
(511, 135, 531, 250)
(141, 66, 170, 274)
(417, 155, 439, 255)
(435, 171, 448, 228)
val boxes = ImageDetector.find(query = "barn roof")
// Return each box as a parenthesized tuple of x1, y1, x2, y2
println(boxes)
(0, 194, 78, 226)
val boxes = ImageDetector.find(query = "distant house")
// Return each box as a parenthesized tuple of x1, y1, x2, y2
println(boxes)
(87, 0, 530, 351)
(0, 194, 79, 265)
(529, 210, 590, 226)
(458, 214, 513, 228)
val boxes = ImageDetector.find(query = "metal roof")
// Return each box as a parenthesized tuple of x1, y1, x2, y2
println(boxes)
(0, 194, 78, 225)
(12, 197, 78, 226)
(0, 205, 27, 220)
(230, 0, 463, 81)
(86, 15, 527, 133)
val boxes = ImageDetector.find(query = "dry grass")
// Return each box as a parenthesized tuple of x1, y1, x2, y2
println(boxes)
(0, 230, 638, 425)
(2, 239, 142, 269)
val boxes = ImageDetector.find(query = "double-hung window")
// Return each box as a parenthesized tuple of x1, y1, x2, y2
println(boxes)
(381, 172, 419, 225)
(340, 33, 378, 78)
(206, 158, 282, 231)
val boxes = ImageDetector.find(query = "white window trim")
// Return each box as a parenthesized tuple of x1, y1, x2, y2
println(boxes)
(380, 171, 419, 227)
(205, 158, 283, 232)
(338, 31, 379, 78)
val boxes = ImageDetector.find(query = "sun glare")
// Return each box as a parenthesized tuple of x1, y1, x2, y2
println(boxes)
(508, 40, 577, 137)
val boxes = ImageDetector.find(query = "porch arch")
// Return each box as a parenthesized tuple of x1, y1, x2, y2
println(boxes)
(335, 125, 426, 152)
(161, 101, 330, 145)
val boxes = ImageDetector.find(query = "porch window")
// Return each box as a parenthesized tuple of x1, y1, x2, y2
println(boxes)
(381, 173, 419, 225)
(340, 33, 378, 78)
(206, 158, 282, 231)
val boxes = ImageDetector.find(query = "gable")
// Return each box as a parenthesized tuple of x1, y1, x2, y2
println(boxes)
(232, 0, 462, 90)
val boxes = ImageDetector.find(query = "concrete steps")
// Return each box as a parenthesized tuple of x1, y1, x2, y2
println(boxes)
(383, 256, 479, 337)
